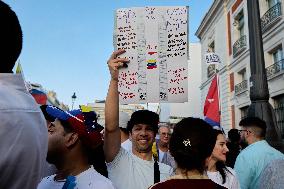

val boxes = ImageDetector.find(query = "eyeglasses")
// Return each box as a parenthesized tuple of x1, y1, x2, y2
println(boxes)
(238, 129, 251, 134)
(160, 133, 171, 137)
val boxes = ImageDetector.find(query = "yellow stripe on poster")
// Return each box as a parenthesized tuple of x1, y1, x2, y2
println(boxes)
(147, 59, 157, 63)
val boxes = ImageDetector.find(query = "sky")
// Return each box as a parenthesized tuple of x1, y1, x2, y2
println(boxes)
(4, 0, 213, 109)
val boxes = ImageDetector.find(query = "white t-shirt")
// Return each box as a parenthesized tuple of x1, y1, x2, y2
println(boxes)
(107, 148, 173, 189)
(121, 139, 132, 152)
(37, 166, 115, 189)
(207, 167, 240, 189)
(0, 74, 48, 189)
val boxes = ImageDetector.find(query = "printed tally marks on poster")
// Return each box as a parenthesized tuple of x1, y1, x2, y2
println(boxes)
(115, 6, 188, 104)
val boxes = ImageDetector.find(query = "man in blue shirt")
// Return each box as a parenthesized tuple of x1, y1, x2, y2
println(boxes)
(234, 117, 284, 189)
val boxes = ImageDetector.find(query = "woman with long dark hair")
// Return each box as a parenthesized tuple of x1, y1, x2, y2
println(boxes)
(149, 118, 226, 189)
(207, 129, 240, 189)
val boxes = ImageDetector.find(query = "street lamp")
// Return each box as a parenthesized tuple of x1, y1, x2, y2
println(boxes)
(71, 92, 77, 110)
(246, 0, 283, 151)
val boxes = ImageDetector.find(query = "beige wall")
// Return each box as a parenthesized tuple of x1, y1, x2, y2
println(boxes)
(169, 43, 202, 118)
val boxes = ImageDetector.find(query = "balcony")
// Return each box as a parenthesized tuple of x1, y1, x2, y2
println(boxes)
(274, 103, 284, 139)
(266, 59, 284, 78)
(207, 64, 216, 78)
(261, 2, 282, 33)
(233, 35, 247, 58)
(235, 80, 248, 95)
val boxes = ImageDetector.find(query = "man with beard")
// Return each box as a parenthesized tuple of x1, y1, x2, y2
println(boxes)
(104, 49, 173, 189)
(234, 117, 284, 189)
(37, 106, 115, 189)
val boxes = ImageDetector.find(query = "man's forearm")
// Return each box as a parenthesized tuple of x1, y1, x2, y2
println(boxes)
(105, 79, 119, 132)
(104, 79, 121, 162)
(104, 49, 128, 162)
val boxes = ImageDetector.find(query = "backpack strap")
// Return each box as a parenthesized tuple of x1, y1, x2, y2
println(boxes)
(153, 154, 160, 183)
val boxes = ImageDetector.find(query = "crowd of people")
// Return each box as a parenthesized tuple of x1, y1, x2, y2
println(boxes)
(1, 1, 284, 189)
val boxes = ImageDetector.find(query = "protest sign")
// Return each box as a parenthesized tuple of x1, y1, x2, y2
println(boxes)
(114, 6, 189, 104)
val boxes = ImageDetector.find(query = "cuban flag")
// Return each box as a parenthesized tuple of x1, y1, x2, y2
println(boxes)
(203, 75, 220, 128)
(30, 89, 47, 105)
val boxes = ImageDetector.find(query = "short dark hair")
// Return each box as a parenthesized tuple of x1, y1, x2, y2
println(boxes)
(0, 1, 23, 72)
(228, 129, 240, 142)
(169, 117, 215, 174)
(127, 110, 159, 134)
(239, 117, 267, 137)
(59, 119, 74, 134)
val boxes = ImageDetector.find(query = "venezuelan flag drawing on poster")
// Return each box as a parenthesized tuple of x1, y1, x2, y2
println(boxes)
(203, 75, 220, 128)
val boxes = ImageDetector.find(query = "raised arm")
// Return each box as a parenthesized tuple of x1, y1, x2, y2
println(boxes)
(104, 49, 128, 162)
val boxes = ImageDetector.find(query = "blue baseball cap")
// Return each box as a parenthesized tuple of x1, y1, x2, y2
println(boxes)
(46, 106, 103, 148)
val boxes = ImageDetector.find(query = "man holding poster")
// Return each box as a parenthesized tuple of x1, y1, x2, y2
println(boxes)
(104, 49, 172, 189)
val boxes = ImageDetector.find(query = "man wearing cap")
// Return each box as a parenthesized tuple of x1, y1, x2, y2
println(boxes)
(37, 107, 115, 189)
(40, 105, 58, 177)
(104, 49, 173, 189)
(234, 117, 284, 189)
(119, 111, 132, 151)
(40, 105, 56, 128)
(0, 2, 48, 189)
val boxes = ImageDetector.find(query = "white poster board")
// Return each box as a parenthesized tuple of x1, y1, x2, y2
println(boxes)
(114, 6, 189, 104)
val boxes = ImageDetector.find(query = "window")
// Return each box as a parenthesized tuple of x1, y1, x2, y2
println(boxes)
(235, 68, 248, 95)
(240, 106, 249, 119)
(207, 41, 216, 78)
(266, 46, 284, 77)
(208, 41, 215, 52)
(235, 10, 245, 37)
(239, 68, 247, 81)
(207, 64, 216, 78)
(268, 0, 281, 8)
(272, 47, 284, 63)
(233, 10, 247, 57)
(274, 94, 284, 107)
(273, 94, 284, 139)
(236, 68, 247, 84)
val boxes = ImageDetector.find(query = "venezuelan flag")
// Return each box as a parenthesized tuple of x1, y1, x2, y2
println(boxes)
(30, 89, 47, 105)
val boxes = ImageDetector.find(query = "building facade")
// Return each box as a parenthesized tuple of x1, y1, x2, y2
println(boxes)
(196, 0, 284, 137)
(169, 43, 202, 123)
(86, 100, 145, 126)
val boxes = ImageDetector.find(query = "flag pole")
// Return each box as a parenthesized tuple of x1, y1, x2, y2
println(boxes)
(216, 70, 223, 132)
(216, 70, 221, 121)
(204, 52, 222, 128)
